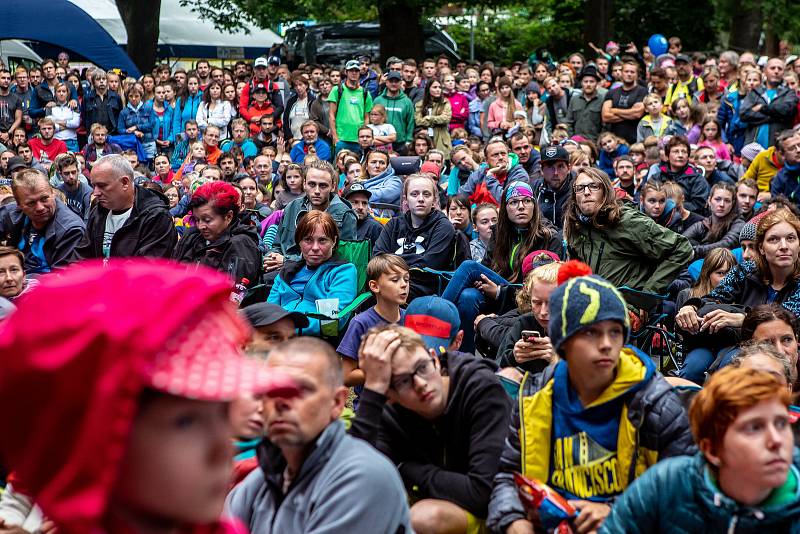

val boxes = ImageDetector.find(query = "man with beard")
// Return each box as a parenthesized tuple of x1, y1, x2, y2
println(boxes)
(613, 155, 637, 198)
(601, 59, 648, 144)
(565, 65, 605, 141)
(55, 153, 92, 221)
(532, 145, 572, 229)
(28, 117, 67, 163)
(509, 131, 541, 180)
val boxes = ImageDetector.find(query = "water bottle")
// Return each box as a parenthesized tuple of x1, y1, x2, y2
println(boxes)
(230, 277, 249, 305)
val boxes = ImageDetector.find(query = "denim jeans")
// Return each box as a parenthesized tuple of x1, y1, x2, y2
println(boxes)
(442, 260, 509, 353)
(679, 346, 737, 384)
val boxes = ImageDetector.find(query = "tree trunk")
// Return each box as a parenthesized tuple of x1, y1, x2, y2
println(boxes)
(584, 0, 614, 52)
(115, 0, 161, 74)
(378, 2, 425, 62)
(728, 2, 762, 53)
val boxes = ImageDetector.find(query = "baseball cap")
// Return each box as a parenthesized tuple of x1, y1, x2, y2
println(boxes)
(254, 57, 268, 68)
(385, 56, 401, 68)
(343, 182, 373, 200)
(675, 54, 691, 63)
(243, 302, 309, 329)
(268, 55, 281, 65)
(345, 59, 360, 71)
(540, 144, 569, 164)
(252, 82, 268, 93)
(420, 161, 441, 177)
(6, 155, 26, 172)
(386, 71, 402, 81)
(403, 296, 460, 354)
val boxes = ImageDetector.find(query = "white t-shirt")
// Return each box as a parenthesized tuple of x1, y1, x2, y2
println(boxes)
(103, 207, 133, 258)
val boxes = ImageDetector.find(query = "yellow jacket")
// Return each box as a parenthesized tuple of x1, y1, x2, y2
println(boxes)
(743, 146, 782, 192)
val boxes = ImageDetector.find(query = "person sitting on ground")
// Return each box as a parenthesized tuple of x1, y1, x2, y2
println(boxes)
(565, 167, 693, 294)
(0, 260, 299, 534)
(0, 246, 35, 301)
(676, 209, 800, 384)
(361, 149, 401, 210)
(342, 183, 383, 243)
(0, 168, 84, 274)
(469, 203, 498, 262)
(338, 253, 410, 387)
(352, 325, 511, 534)
(264, 160, 357, 270)
(730, 340, 795, 392)
(172, 182, 262, 300)
(487, 272, 696, 534)
(497, 259, 563, 374)
(443, 181, 562, 353)
(242, 302, 308, 354)
(532, 145, 573, 230)
(271, 162, 304, 210)
(226, 336, 413, 534)
(682, 182, 745, 259)
(267, 211, 357, 337)
(374, 174, 457, 300)
(737, 304, 799, 385)
(648, 135, 709, 213)
(78, 154, 178, 259)
(599, 366, 800, 533)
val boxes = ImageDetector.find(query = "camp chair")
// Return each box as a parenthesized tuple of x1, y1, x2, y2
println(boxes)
(617, 286, 683, 373)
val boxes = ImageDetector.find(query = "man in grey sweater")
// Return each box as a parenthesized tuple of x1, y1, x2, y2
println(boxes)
(225, 337, 411, 534)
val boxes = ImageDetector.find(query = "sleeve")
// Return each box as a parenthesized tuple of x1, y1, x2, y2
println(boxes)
(497, 321, 523, 367)
(693, 219, 744, 259)
(625, 214, 694, 294)
(209, 102, 232, 129)
(404, 99, 416, 141)
(739, 91, 769, 125)
(348, 388, 389, 446)
(171, 98, 184, 135)
(134, 210, 179, 258)
(486, 403, 529, 532)
(196, 103, 208, 130)
(717, 98, 732, 143)
(338, 209, 358, 242)
(316, 140, 332, 162)
(49, 225, 85, 268)
(650, 380, 698, 458)
(681, 219, 706, 244)
(117, 109, 128, 134)
(66, 108, 81, 129)
(399, 377, 511, 516)
(336, 314, 366, 360)
(414, 101, 429, 127)
(765, 89, 799, 120)
(373, 220, 396, 256)
(28, 89, 44, 119)
(365, 176, 401, 204)
(0, 483, 36, 527)
(597, 470, 661, 534)
(421, 219, 456, 270)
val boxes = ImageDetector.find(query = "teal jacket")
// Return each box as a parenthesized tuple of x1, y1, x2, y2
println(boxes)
(267, 258, 357, 336)
(601, 451, 800, 533)
(269, 194, 357, 262)
(374, 90, 415, 144)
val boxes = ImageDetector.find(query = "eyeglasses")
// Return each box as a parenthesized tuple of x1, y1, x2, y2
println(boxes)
(507, 197, 534, 208)
(390, 358, 437, 392)
(574, 183, 602, 194)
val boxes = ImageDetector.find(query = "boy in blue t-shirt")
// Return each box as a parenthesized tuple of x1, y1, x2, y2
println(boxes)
(338, 253, 410, 386)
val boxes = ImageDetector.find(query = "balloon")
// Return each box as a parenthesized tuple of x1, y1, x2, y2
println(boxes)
(648, 34, 668, 56)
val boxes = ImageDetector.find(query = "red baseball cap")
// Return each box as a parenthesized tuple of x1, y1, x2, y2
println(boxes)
(0, 259, 296, 533)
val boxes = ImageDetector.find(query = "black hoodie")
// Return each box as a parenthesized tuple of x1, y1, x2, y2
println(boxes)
(349, 353, 511, 518)
(78, 185, 178, 259)
(172, 220, 262, 286)
(374, 209, 456, 271)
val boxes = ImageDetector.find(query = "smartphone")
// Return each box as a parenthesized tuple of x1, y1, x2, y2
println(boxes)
(521, 330, 541, 343)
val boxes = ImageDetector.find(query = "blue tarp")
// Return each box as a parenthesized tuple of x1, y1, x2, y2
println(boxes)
(1, 0, 140, 77)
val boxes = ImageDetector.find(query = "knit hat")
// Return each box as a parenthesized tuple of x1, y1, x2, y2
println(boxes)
(548, 274, 630, 354)
(740, 211, 769, 244)
(741, 142, 765, 162)
(505, 180, 534, 201)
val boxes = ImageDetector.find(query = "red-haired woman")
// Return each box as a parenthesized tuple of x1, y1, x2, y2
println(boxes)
(172, 181, 262, 293)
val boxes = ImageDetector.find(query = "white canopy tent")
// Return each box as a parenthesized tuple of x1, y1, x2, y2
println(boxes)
(67, 0, 281, 60)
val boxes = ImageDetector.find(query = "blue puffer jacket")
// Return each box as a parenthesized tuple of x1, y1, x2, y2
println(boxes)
(267, 258, 357, 336)
(600, 452, 800, 533)
(117, 101, 157, 145)
(718, 89, 748, 156)
(770, 163, 800, 205)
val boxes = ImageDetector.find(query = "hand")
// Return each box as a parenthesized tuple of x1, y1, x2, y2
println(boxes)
(568, 500, 611, 534)
(675, 305, 702, 334)
(751, 104, 763, 113)
(134, 131, 143, 139)
(626, 42, 639, 54)
(359, 330, 402, 394)
(68, 99, 78, 110)
(127, 126, 137, 133)
(45, 101, 56, 108)
(0, 132, 8, 143)
(474, 274, 500, 299)
(40, 520, 58, 534)
(474, 313, 497, 331)
(700, 309, 745, 334)
(513, 336, 553, 363)
(0, 520, 31, 534)
(757, 191, 772, 203)
(486, 165, 504, 179)
(505, 519, 534, 534)
(263, 252, 284, 272)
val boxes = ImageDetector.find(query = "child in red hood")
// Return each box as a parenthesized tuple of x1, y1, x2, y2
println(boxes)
(0, 260, 297, 534)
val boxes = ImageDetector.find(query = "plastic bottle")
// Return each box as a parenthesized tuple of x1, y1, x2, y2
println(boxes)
(230, 277, 249, 305)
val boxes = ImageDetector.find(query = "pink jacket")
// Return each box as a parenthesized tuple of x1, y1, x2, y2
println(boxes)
(487, 99, 522, 130)
(446, 91, 470, 131)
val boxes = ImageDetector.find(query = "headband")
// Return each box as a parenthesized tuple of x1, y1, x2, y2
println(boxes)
(505, 181, 534, 201)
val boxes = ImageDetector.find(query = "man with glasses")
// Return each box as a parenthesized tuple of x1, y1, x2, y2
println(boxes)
(459, 138, 529, 205)
(375, 71, 415, 155)
(353, 317, 510, 534)
(532, 144, 572, 229)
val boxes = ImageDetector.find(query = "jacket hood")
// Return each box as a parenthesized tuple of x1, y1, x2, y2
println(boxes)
(377, 89, 409, 101)
(401, 207, 449, 235)
(552, 346, 656, 413)
(364, 165, 396, 184)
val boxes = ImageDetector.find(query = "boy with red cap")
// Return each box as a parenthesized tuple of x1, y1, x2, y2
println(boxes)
(0, 260, 297, 534)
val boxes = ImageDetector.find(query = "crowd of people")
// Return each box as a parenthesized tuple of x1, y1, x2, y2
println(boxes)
(2, 35, 800, 533)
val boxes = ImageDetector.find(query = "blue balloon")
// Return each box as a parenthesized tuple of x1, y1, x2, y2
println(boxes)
(648, 34, 668, 56)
